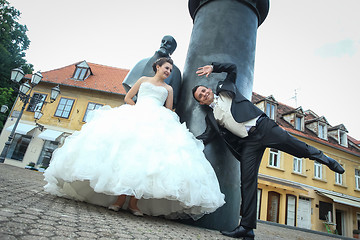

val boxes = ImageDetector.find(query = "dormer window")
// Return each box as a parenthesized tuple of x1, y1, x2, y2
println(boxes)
(318, 123, 327, 140)
(328, 124, 348, 147)
(72, 61, 92, 80)
(266, 102, 276, 120)
(339, 130, 348, 147)
(295, 116, 303, 131)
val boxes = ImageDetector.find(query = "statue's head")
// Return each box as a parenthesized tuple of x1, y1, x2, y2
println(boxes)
(157, 35, 177, 57)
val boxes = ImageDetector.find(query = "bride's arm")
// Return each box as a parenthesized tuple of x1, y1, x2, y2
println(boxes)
(164, 85, 173, 110)
(125, 77, 147, 105)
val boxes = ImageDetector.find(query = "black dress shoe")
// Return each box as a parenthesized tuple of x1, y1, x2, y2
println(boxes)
(327, 157, 345, 174)
(221, 225, 254, 239)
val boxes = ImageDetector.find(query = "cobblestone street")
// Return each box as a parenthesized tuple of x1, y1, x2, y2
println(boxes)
(0, 164, 349, 239)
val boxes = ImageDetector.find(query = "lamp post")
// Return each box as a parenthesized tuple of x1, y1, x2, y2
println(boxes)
(1, 105, 9, 113)
(0, 68, 60, 163)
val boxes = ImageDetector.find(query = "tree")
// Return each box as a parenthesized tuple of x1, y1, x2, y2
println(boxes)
(0, 87, 14, 129)
(0, 0, 33, 130)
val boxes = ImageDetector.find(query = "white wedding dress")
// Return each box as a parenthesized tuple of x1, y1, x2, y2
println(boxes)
(44, 82, 225, 220)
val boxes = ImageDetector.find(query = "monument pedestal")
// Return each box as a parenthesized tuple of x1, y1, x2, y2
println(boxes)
(176, 0, 269, 231)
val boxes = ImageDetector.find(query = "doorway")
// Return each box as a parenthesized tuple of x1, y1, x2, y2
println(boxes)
(336, 209, 345, 236)
(267, 191, 280, 223)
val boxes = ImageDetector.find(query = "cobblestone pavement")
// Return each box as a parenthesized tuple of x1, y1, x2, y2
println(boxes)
(0, 164, 348, 239)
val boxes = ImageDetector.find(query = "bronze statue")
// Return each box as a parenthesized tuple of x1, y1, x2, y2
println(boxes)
(122, 35, 182, 108)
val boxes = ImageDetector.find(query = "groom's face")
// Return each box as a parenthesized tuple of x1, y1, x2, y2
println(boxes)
(194, 86, 214, 105)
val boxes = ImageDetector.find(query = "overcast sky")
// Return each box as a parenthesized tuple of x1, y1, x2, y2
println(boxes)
(9, 0, 360, 140)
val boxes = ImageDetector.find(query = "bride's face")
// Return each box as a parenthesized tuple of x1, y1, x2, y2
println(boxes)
(156, 63, 173, 79)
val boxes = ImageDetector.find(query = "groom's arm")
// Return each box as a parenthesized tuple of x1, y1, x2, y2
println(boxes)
(211, 62, 237, 84)
(196, 115, 218, 145)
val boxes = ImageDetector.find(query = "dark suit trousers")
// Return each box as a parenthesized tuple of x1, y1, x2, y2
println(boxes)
(227, 116, 330, 229)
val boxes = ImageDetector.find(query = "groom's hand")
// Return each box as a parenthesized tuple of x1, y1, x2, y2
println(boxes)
(196, 65, 213, 77)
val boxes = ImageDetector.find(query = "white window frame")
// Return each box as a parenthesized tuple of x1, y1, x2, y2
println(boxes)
(355, 169, 360, 190)
(73, 67, 89, 80)
(54, 97, 75, 119)
(335, 172, 343, 185)
(83, 102, 103, 122)
(339, 130, 348, 147)
(314, 161, 322, 179)
(318, 123, 327, 139)
(266, 102, 276, 120)
(295, 116, 303, 131)
(293, 157, 302, 174)
(269, 148, 280, 168)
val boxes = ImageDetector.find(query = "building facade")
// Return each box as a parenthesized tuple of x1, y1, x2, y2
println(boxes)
(252, 92, 360, 238)
(0, 61, 129, 169)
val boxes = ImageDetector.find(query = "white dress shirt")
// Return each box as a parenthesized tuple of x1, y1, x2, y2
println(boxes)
(210, 93, 259, 138)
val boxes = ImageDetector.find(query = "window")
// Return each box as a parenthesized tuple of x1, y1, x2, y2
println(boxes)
(6, 134, 31, 161)
(266, 102, 276, 120)
(269, 148, 280, 168)
(37, 140, 59, 167)
(83, 102, 103, 122)
(314, 161, 322, 179)
(257, 188, 262, 219)
(293, 157, 302, 174)
(356, 169, 360, 190)
(73, 67, 89, 80)
(27, 93, 47, 112)
(339, 131, 348, 146)
(318, 123, 326, 139)
(54, 97, 75, 118)
(319, 201, 333, 221)
(357, 213, 360, 230)
(335, 172, 343, 185)
(295, 116, 302, 131)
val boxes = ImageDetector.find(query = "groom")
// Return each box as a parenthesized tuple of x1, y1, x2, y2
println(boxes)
(192, 62, 344, 239)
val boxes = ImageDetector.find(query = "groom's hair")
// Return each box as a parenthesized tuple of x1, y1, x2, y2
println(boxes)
(192, 85, 207, 102)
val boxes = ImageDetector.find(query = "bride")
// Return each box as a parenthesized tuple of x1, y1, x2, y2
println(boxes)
(44, 57, 225, 220)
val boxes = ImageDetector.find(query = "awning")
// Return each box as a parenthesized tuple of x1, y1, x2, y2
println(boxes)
(37, 129, 64, 141)
(258, 175, 308, 193)
(6, 123, 36, 135)
(317, 191, 360, 208)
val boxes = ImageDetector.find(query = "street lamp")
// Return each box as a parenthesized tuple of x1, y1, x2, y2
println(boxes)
(0, 68, 60, 163)
(1, 105, 8, 113)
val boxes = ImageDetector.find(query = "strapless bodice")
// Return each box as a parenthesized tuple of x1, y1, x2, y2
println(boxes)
(136, 82, 168, 107)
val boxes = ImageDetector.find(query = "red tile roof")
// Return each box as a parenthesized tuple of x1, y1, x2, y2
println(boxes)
(26, 61, 130, 95)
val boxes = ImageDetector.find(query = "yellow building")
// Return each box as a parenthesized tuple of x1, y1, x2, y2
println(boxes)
(0, 61, 129, 169)
(252, 92, 360, 238)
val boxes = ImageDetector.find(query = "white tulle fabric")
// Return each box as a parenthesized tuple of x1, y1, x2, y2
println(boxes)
(44, 82, 225, 219)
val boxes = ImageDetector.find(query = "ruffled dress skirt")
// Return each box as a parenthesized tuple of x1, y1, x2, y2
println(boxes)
(44, 82, 225, 220)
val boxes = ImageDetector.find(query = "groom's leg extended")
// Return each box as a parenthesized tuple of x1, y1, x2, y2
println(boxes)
(260, 118, 344, 174)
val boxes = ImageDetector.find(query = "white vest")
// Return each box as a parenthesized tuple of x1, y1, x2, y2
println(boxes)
(212, 93, 258, 138)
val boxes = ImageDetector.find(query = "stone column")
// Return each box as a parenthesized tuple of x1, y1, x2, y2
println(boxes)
(176, 0, 269, 231)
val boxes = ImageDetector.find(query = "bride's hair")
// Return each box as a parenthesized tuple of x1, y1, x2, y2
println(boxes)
(152, 57, 173, 73)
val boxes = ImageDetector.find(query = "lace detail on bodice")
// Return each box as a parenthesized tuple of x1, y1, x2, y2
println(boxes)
(136, 82, 168, 107)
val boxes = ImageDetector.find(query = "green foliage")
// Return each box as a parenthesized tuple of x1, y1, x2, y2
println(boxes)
(0, 0, 33, 131)
(0, 87, 14, 130)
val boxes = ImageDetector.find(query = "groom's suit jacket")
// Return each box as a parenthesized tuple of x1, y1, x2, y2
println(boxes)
(197, 62, 264, 159)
